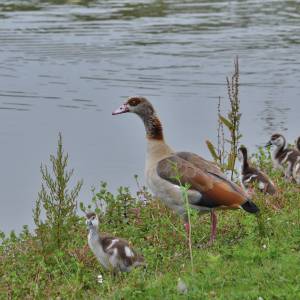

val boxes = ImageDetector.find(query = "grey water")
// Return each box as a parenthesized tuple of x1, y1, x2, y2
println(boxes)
(0, 0, 299, 233)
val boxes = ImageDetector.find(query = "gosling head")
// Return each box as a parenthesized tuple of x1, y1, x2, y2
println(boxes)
(112, 96, 155, 118)
(296, 137, 300, 152)
(238, 145, 247, 162)
(86, 212, 99, 229)
(266, 133, 286, 149)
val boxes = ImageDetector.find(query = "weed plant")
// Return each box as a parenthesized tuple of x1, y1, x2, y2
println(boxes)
(33, 133, 83, 255)
(206, 57, 242, 180)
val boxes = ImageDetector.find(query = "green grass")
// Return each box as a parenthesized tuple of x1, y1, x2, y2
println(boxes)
(1, 154, 300, 299)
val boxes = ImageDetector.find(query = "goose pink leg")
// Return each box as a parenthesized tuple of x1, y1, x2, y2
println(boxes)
(208, 211, 217, 245)
(184, 222, 190, 236)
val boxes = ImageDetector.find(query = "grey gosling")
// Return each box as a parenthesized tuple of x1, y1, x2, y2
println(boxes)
(238, 145, 276, 195)
(86, 212, 145, 273)
(266, 133, 300, 184)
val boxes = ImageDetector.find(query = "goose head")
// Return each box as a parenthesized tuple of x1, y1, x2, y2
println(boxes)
(266, 133, 286, 149)
(112, 96, 155, 118)
(112, 96, 163, 140)
(86, 212, 99, 228)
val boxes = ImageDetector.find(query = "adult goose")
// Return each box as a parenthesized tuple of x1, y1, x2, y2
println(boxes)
(266, 133, 300, 183)
(86, 212, 145, 273)
(238, 145, 276, 195)
(113, 96, 259, 244)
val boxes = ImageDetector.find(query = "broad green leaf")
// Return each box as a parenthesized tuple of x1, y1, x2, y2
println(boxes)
(206, 140, 219, 161)
(219, 115, 234, 131)
(227, 153, 235, 170)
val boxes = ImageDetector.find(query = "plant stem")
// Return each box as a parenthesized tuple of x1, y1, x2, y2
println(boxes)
(180, 185, 194, 273)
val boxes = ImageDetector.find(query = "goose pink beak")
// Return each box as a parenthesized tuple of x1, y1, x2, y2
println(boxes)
(112, 103, 129, 115)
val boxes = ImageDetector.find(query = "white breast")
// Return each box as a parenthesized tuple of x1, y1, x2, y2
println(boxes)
(88, 233, 110, 270)
(145, 164, 204, 215)
(144, 139, 205, 214)
(258, 181, 265, 190)
(146, 165, 182, 206)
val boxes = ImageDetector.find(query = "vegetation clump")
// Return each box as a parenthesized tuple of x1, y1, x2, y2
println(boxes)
(206, 57, 242, 180)
(33, 133, 83, 254)
(1, 136, 300, 299)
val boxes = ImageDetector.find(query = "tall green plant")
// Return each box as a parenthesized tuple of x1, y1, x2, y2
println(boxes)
(33, 133, 83, 252)
(170, 161, 194, 273)
(206, 57, 242, 179)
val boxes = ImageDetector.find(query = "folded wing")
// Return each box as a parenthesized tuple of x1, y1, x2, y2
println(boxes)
(157, 153, 248, 209)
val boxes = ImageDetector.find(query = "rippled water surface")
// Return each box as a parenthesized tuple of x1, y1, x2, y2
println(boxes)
(1, 0, 299, 232)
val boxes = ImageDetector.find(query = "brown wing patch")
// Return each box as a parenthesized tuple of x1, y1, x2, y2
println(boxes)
(203, 181, 246, 208)
(157, 155, 213, 192)
(178, 151, 248, 198)
(100, 236, 116, 252)
(110, 239, 144, 266)
(157, 154, 249, 209)
(176, 152, 225, 179)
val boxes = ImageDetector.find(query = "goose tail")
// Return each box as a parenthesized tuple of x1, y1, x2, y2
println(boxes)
(241, 199, 259, 214)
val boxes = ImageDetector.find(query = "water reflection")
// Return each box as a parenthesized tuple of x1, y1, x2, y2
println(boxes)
(260, 100, 290, 135)
(0, 3, 41, 12)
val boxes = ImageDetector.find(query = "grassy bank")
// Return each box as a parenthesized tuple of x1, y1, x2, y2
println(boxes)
(1, 146, 300, 299)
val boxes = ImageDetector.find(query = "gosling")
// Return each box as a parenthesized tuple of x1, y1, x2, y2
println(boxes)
(238, 145, 276, 195)
(86, 212, 145, 273)
(266, 133, 300, 183)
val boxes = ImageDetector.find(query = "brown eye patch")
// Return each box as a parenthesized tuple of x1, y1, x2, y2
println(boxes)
(271, 134, 280, 140)
(86, 212, 96, 219)
(128, 97, 141, 106)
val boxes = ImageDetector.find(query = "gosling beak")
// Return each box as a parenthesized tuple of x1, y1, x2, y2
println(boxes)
(112, 103, 129, 115)
(265, 141, 272, 148)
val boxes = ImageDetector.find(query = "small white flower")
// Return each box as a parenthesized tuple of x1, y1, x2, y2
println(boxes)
(97, 274, 103, 284)
(177, 278, 188, 294)
(262, 244, 267, 249)
(258, 297, 264, 300)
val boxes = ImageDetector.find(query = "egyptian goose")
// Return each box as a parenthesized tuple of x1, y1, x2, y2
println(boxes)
(266, 133, 300, 183)
(86, 212, 145, 273)
(112, 96, 259, 244)
(238, 145, 276, 195)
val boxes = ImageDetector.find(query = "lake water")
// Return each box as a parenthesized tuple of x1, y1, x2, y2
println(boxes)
(1, 0, 299, 233)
